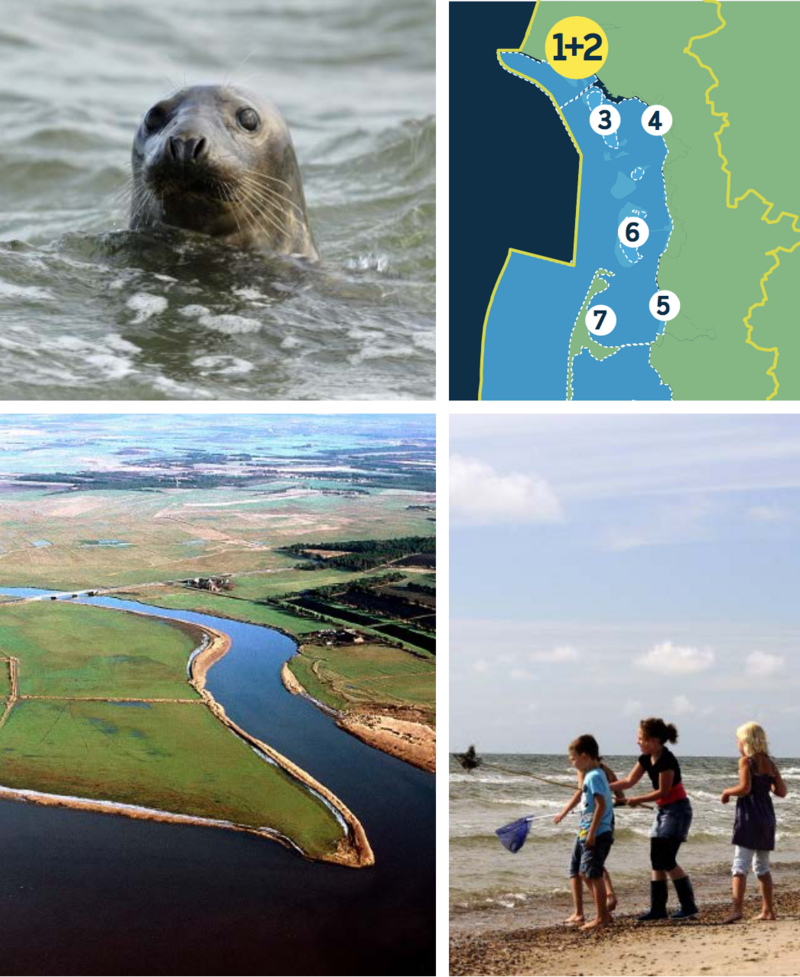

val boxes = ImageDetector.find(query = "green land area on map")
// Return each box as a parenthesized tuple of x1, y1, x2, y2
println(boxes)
(523, 0, 800, 399)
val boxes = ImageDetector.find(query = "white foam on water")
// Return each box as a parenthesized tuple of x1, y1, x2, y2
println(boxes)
(196, 313, 262, 335)
(346, 252, 389, 272)
(126, 292, 168, 323)
(0, 281, 53, 301)
(192, 355, 255, 376)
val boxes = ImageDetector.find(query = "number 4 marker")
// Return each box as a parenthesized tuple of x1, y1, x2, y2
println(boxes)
(642, 105, 673, 135)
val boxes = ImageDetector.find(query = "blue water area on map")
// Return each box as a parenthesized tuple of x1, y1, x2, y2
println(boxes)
(481, 54, 673, 400)
(572, 344, 671, 400)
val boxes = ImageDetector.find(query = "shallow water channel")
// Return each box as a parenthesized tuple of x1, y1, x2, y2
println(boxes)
(0, 589, 434, 975)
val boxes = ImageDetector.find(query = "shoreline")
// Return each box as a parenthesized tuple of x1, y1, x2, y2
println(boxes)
(281, 652, 436, 773)
(450, 889, 800, 976)
(190, 629, 374, 868)
(0, 598, 374, 869)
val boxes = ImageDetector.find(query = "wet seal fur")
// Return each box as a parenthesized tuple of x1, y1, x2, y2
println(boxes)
(130, 85, 318, 260)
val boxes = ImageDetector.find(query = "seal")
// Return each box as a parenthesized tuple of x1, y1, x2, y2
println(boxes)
(130, 85, 318, 260)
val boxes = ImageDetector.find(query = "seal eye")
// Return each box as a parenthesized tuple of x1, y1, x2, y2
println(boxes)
(144, 106, 167, 132)
(237, 107, 260, 132)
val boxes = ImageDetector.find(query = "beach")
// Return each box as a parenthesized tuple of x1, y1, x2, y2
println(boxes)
(450, 888, 800, 976)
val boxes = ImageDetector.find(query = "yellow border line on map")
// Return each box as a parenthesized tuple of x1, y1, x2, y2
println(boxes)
(685, 0, 800, 401)
(478, 3, 584, 400)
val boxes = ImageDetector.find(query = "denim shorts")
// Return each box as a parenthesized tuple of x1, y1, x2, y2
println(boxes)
(732, 846, 770, 877)
(569, 832, 613, 880)
(650, 798, 692, 841)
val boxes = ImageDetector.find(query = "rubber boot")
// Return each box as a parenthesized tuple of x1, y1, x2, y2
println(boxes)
(671, 875, 698, 919)
(637, 880, 669, 921)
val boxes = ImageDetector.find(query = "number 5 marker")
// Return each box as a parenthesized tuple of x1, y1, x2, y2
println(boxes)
(649, 290, 680, 321)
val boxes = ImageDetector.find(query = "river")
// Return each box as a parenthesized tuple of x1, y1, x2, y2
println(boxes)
(0, 589, 434, 975)
(0, 0, 435, 400)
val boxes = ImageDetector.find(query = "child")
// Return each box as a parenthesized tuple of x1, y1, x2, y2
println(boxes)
(609, 717, 698, 920)
(554, 734, 614, 931)
(556, 756, 624, 923)
(720, 721, 787, 923)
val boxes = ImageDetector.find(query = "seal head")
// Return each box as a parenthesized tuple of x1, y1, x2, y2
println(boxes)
(130, 85, 318, 259)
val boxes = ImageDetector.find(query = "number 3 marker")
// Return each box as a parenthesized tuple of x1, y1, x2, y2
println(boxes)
(589, 104, 621, 136)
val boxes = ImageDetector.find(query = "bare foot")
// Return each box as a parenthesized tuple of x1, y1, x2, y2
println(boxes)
(563, 913, 585, 926)
(581, 918, 609, 931)
(723, 911, 743, 924)
(757, 911, 776, 921)
(606, 894, 618, 912)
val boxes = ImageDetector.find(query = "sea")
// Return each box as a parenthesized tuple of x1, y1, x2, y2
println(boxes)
(450, 753, 800, 935)
(0, 0, 434, 400)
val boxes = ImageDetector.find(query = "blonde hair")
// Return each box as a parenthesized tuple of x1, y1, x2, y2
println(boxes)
(736, 722, 770, 757)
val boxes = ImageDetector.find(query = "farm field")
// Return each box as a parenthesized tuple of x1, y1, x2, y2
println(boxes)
(0, 599, 346, 859)
(287, 643, 436, 722)
(118, 586, 325, 635)
(0, 601, 198, 698)
(0, 698, 341, 856)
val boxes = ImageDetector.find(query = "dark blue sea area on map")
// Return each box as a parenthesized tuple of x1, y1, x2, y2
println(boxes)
(480, 52, 673, 400)
(449, 1, 563, 400)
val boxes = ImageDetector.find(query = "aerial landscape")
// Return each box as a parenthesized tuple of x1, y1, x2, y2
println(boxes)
(0, 413, 435, 975)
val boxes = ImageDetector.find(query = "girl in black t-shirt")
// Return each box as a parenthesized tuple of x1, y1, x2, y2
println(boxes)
(608, 717, 698, 920)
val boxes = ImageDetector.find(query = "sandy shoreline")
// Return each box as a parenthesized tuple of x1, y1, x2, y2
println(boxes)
(281, 653, 436, 773)
(450, 890, 800, 976)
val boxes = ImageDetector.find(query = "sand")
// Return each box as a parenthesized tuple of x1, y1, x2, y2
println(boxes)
(450, 891, 800, 976)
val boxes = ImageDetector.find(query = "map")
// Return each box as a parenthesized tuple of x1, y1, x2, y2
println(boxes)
(457, 1, 800, 400)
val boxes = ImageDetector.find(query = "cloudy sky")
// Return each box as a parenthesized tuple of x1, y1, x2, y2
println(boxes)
(451, 414, 800, 757)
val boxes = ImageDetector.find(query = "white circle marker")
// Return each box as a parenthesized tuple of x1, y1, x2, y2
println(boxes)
(649, 290, 680, 321)
(618, 217, 649, 247)
(589, 104, 621, 136)
(585, 304, 617, 336)
(642, 105, 673, 135)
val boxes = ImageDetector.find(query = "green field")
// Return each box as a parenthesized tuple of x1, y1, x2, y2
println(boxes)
(0, 485, 435, 591)
(0, 699, 341, 855)
(229, 567, 395, 601)
(0, 602, 197, 698)
(0, 600, 344, 858)
(288, 642, 436, 722)
(120, 587, 324, 635)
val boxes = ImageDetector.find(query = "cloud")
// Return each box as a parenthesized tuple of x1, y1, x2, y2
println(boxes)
(510, 668, 537, 681)
(672, 694, 695, 715)
(746, 650, 785, 677)
(529, 645, 580, 663)
(623, 699, 643, 716)
(450, 454, 563, 525)
(634, 641, 715, 675)
(748, 504, 790, 522)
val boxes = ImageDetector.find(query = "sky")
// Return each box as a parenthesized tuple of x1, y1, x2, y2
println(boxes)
(451, 414, 800, 757)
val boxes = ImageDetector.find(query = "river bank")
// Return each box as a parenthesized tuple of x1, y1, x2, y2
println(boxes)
(281, 656, 436, 773)
(451, 887, 800, 976)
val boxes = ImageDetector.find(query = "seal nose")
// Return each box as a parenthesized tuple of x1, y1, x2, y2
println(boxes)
(167, 135, 208, 165)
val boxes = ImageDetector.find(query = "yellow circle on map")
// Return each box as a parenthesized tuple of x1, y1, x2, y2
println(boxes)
(544, 16, 608, 79)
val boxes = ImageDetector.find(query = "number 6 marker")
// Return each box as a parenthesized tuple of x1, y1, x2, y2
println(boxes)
(618, 217, 649, 247)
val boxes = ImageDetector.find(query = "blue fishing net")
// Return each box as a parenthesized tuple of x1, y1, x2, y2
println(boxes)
(495, 816, 532, 853)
